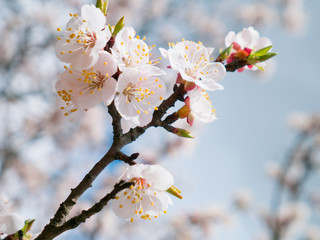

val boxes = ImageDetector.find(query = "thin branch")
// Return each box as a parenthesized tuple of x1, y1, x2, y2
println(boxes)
(224, 59, 248, 72)
(115, 151, 139, 165)
(108, 102, 123, 142)
(34, 143, 121, 240)
(37, 181, 133, 240)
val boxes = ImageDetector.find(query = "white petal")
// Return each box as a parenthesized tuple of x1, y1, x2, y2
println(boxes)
(142, 165, 174, 190)
(197, 62, 226, 91)
(188, 89, 217, 123)
(102, 77, 117, 106)
(91, 28, 111, 54)
(207, 47, 214, 56)
(0, 213, 24, 235)
(122, 164, 145, 180)
(159, 48, 169, 59)
(237, 26, 260, 49)
(114, 94, 138, 118)
(141, 192, 165, 216)
(112, 191, 138, 219)
(255, 37, 272, 50)
(225, 31, 236, 47)
(121, 118, 139, 133)
(94, 51, 117, 76)
(81, 4, 106, 32)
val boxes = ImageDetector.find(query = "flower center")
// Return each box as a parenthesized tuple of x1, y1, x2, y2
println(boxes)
(57, 14, 98, 55)
(79, 69, 108, 95)
(120, 41, 151, 67)
(122, 82, 153, 104)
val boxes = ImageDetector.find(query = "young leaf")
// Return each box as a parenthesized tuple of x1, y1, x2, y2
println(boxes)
(112, 16, 125, 37)
(216, 43, 233, 62)
(252, 45, 272, 57)
(96, 0, 108, 15)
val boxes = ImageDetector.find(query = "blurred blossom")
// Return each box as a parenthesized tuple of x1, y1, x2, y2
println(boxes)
(252, 59, 276, 80)
(255, 233, 270, 240)
(0, 193, 10, 215)
(171, 205, 232, 239)
(261, 203, 310, 238)
(233, 189, 252, 210)
(287, 112, 314, 132)
(283, 162, 305, 191)
(235, 3, 278, 27)
(77, 106, 108, 145)
(305, 225, 320, 240)
(279, 203, 310, 238)
(283, 0, 308, 35)
(265, 161, 282, 179)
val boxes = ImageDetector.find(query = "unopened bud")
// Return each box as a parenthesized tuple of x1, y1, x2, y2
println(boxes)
(184, 81, 196, 91)
(177, 105, 190, 119)
(173, 128, 194, 138)
(166, 185, 183, 199)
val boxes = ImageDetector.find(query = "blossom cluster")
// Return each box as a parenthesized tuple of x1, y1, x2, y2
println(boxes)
(54, 3, 275, 223)
(55, 4, 274, 131)
(55, 4, 166, 133)
(225, 26, 273, 72)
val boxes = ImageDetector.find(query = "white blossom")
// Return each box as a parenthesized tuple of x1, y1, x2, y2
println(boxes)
(225, 26, 271, 52)
(225, 26, 272, 70)
(56, 51, 117, 113)
(112, 27, 164, 75)
(185, 88, 217, 125)
(114, 69, 166, 132)
(160, 40, 225, 91)
(56, 4, 110, 69)
(112, 164, 174, 221)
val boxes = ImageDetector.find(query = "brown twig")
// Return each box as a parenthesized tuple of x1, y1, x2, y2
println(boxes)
(224, 59, 248, 72)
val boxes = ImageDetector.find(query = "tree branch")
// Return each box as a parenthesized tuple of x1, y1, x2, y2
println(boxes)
(115, 151, 139, 165)
(36, 181, 133, 240)
(34, 142, 121, 240)
(224, 59, 248, 72)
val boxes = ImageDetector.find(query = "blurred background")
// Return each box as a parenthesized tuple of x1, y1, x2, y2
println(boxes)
(1, 0, 320, 239)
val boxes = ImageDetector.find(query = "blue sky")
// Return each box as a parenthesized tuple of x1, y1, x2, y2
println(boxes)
(164, 1, 320, 238)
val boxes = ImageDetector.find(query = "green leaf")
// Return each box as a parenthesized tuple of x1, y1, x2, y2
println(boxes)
(22, 219, 35, 234)
(257, 52, 277, 62)
(112, 16, 125, 37)
(96, 0, 108, 15)
(108, 24, 113, 34)
(254, 64, 264, 71)
(252, 45, 272, 57)
(216, 43, 233, 61)
(247, 52, 277, 65)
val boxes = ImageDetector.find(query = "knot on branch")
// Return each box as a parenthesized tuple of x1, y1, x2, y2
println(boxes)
(115, 152, 139, 165)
